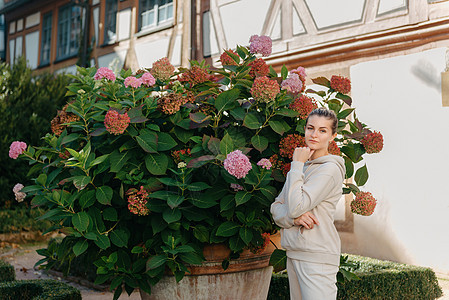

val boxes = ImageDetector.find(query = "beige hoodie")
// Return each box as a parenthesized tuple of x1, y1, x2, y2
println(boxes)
(270, 155, 345, 266)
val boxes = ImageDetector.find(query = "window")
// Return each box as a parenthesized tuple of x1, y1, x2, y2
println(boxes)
(57, 4, 82, 59)
(104, 0, 117, 44)
(139, 0, 173, 31)
(40, 12, 52, 65)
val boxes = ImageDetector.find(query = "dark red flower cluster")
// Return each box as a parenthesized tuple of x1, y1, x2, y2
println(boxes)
(279, 134, 306, 158)
(220, 49, 238, 66)
(251, 232, 271, 254)
(289, 95, 318, 119)
(330, 75, 351, 94)
(172, 148, 192, 164)
(127, 186, 150, 216)
(178, 66, 210, 87)
(248, 58, 269, 77)
(328, 141, 341, 156)
(281, 162, 291, 176)
(351, 191, 377, 216)
(158, 92, 195, 115)
(104, 110, 130, 135)
(50, 104, 80, 136)
(361, 131, 383, 154)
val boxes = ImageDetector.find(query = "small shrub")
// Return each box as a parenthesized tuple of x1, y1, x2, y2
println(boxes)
(0, 260, 15, 282)
(0, 207, 52, 234)
(267, 254, 443, 300)
(0, 279, 81, 300)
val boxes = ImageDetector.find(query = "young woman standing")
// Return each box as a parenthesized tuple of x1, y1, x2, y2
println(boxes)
(270, 107, 345, 299)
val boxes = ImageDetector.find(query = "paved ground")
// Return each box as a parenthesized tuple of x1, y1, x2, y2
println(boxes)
(1, 242, 449, 299)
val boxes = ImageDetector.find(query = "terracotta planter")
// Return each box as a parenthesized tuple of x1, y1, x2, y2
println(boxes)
(140, 234, 280, 300)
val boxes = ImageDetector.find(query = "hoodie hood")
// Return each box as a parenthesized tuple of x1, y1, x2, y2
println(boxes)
(304, 154, 345, 180)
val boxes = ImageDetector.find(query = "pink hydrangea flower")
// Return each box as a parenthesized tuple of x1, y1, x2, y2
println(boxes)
(249, 35, 272, 57)
(281, 73, 303, 95)
(104, 110, 130, 135)
(257, 158, 272, 170)
(250, 76, 280, 103)
(13, 183, 26, 202)
(127, 186, 150, 216)
(351, 191, 377, 216)
(141, 72, 156, 87)
(224, 150, 252, 179)
(290, 67, 307, 83)
(151, 57, 175, 82)
(124, 76, 143, 88)
(9, 141, 27, 159)
(94, 67, 116, 81)
(230, 183, 244, 192)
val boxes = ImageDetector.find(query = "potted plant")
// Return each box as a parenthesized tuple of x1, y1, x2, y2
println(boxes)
(9, 34, 383, 299)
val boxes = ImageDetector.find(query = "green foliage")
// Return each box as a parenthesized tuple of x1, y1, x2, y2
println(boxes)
(267, 254, 443, 300)
(0, 279, 81, 300)
(0, 260, 15, 282)
(15, 40, 381, 298)
(0, 57, 73, 207)
(0, 207, 52, 234)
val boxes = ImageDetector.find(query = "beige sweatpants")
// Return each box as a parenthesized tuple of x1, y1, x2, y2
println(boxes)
(286, 257, 338, 300)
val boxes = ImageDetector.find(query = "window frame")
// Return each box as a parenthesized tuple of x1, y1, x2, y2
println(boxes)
(104, 0, 118, 45)
(138, 0, 174, 33)
(56, 3, 82, 61)
(40, 11, 52, 66)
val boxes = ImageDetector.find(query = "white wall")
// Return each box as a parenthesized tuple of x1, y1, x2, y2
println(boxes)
(348, 47, 449, 272)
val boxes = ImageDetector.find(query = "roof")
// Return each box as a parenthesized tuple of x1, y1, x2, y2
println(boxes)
(0, 0, 34, 15)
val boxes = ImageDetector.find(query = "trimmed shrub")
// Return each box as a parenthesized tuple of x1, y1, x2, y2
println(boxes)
(0, 260, 15, 282)
(267, 254, 443, 300)
(0, 279, 81, 300)
(0, 207, 52, 234)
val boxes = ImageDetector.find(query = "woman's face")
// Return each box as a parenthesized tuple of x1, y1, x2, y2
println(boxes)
(304, 115, 336, 151)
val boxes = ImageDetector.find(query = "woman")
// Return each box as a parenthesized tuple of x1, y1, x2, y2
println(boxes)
(270, 107, 345, 299)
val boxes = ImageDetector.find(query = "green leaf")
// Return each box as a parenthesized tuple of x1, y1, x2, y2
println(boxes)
(337, 108, 355, 120)
(110, 229, 129, 247)
(193, 226, 209, 243)
(109, 150, 132, 172)
(251, 135, 268, 152)
(207, 137, 220, 155)
(190, 194, 217, 208)
(336, 93, 353, 106)
(147, 255, 167, 270)
(73, 176, 91, 190)
(72, 212, 90, 232)
(281, 65, 288, 80)
(344, 156, 354, 178)
(220, 195, 235, 212)
(95, 235, 111, 249)
(276, 108, 299, 117)
(269, 249, 287, 273)
(36, 174, 47, 186)
(80, 190, 96, 209)
(235, 191, 252, 206)
(136, 130, 158, 153)
(354, 164, 368, 186)
(73, 240, 88, 256)
(162, 208, 182, 224)
(216, 221, 240, 237)
(215, 89, 240, 113)
(186, 182, 211, 192)
(229, 107, 245, 120)
(219, 133, 234, 155)
(174, 127, 193, 143)
(243, 113, 261, 130)
(89, 154, 110, 168)
(157, 132, 177, 151)
(96, 186, 113, 205)
(312, 76, 331, 87)
(131, 246, 144, 254)
(145, 153, 168, 175)
(179, 252, 204, 265)
(167, 195, 185, 209)
(239, 227, 253, 245)
(103, 207, 118, 221)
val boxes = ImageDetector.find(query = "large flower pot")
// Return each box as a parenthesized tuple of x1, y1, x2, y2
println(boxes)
(140, 235, 280, 300)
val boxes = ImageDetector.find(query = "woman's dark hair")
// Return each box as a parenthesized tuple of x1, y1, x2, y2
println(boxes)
(305, 107, 338, 134)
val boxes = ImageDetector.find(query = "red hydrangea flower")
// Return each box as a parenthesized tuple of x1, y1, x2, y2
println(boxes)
(223, 150, 252, 179)
(94, 67, 116, 81)
(249, 35, 272, 57)
(158, 92, 194, 115)
(172, 148, 192, 164)
(330, 75, 351, 94)
(328, 141, 341, 156)
(251, 232, 271, 254)
(289, 95, 318, 119)
(178, 65, 209, 86)
(281, 162, 291, 176)
(220, 49, 238, 66)
(351, 191, 377, 216)
(127, 186, 150, 216)
(104, 110, 130, 135)
(279, 134, 306, 158)
(9, 141, 27, 159)
(250, 76, 279, 103)
(248, 58, 269, 77)
(124, 76, 143, 88)
(361, 131, 384, 154)
(151, 57, 175, 82)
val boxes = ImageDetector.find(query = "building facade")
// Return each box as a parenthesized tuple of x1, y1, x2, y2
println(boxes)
(2, 0, 449, 273)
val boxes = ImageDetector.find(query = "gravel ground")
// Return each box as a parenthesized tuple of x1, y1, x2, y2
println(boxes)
(1, 242, 449, 299)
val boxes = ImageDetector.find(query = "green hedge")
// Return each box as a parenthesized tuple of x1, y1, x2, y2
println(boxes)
(0, 279, 81, 300)
(0, 260, 15, 282)
(0, 207, 52, 234)
(267, 254, 443, 300)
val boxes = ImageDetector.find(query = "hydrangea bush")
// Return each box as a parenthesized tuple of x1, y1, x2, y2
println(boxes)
(11, 35, 383, 298)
